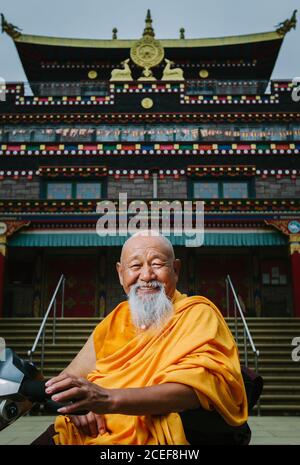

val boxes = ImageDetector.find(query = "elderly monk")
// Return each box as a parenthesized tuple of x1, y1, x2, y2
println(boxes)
(36, 231, 248, 445)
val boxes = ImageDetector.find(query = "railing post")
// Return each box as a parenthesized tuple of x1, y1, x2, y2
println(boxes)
(226, 277, 230, 318)
(53, 299, 56, 345)
(41, 327, 45, 375)
(28, 274, 64, 370)
(234, 300, 239, 346)
(243, 327, 248, 368)
(254, 353, 261, 416)
(226, 274, 261, 415)
(61, 277, 65, 318)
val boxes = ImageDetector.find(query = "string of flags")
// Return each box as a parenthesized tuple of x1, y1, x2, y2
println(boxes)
(1, 127, 300, 139)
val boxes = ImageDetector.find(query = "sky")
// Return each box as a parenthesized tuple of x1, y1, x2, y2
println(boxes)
(0, 0, 299, 82)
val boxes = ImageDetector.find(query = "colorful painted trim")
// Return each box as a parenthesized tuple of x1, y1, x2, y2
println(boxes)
(2, 112, 300, 124)
(38, 166, 108, 177)
(0, 166, 299, 180)
(272, 81, 296, 93)
(112, 83, 183, 93)
(0, 199, 299, 215)
(0, 142, 299, 156)
(187, 166, 256, 176)
(10, 87, 281, 107)
(181, 94, 279, 105)
(2, 83, 24, 96)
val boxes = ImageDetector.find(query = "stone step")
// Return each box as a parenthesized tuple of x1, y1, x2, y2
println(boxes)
(260, 394, 300, 402)
(1, 318, 300, 327)
(1, 321, 296, 329)
(1, 317, 299, 415)
(262, 376, 300, 383)
(252, 404, 300, 412)
(262, 385, 300, 392)
(4, 339, 295, 349)
(23, 345, 291, 357)
(2, 337, 297, 347)
(6, 340, 291, 356)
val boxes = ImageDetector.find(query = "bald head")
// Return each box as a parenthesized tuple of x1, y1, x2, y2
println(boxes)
(116, 231, 180, 299)
(120, 231, 175, 264)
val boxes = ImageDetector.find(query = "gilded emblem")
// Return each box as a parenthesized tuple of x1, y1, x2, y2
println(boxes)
(88, 70, 98, 80)
(130, 36, 164, 69)
(141, 98, 154, 109)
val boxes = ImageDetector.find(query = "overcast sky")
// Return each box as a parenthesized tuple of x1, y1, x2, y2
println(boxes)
(0, 0, 299, 82)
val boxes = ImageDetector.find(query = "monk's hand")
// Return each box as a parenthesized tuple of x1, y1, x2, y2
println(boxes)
(45, 373, 115, 415)
(69, 412, 107, 438)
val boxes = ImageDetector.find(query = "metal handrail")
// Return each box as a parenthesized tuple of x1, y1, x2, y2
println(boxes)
(28, 274, 65, 374)
(226, 274, 261, 415)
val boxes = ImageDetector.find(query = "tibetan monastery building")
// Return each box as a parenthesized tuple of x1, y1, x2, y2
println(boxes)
(0, 10, 300, 318)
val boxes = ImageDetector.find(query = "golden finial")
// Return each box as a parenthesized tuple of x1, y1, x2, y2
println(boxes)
(180, 28, 185, 39)
(143, 9, 155, 37)
(1, 13, 22, 39)
(275, 9, 297, 36)
(112, 28, 118, 40)
(130, 10, 164, 79)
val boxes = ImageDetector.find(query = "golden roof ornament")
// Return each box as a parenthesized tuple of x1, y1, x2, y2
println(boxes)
(180, 28, 185, 39)
(276, 9, 297, 36)
(112, 28, 118, 40)
(1, 13, 22, 39)
(161, 58, 184, 81)
(142, 9, 155, 38)
(111, 10, 184, 82)
(110, 58, 133, 81)
(130, 10, 164, 79)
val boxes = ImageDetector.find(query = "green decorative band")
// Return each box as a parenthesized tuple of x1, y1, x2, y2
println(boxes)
(8, 230, 287, 247)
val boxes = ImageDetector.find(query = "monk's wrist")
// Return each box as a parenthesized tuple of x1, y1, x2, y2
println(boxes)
(107, 388, 122, 414)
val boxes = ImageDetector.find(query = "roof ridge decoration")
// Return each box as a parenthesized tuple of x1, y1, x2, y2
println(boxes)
(111, 11, 184, 82)
(129, 10, 165, 81)
(275, 9, 297, 36)
(143, 9, 155, 38)
(1, 11, 297, 46)
(1, 13, 22, 39)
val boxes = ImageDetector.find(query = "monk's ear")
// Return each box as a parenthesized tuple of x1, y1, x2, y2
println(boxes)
(173, 259, 181, 277)
(116, 262, 123, 286)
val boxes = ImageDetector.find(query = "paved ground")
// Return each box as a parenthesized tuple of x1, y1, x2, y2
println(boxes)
(0, 416, 299, 445)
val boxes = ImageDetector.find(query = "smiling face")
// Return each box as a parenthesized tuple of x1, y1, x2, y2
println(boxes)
(116, 233, 181, 299)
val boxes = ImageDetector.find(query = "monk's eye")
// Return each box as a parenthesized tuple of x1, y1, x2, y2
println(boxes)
(152, 262, 163, 268)
(130, 264, 141, 270)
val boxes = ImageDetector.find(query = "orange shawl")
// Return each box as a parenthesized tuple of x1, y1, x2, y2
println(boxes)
(54, 290, 247, 445)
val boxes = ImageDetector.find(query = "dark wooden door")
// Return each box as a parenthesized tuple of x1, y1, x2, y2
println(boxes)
(198, 254, 251, 316)
(44, 255, 97, 317)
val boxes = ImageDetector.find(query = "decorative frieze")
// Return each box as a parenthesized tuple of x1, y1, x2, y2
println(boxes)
(0, 141, 299, 156)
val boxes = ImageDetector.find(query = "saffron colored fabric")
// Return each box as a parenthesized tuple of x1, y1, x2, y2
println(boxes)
(53, 290, 248, 445)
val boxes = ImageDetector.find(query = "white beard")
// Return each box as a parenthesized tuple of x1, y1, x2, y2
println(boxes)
(128, 281, 173, 332)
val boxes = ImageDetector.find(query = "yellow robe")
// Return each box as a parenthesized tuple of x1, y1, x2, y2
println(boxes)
(54, 290, 248, 445)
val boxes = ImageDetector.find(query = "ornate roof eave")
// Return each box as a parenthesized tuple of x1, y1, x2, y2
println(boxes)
(3, 30, 285, 49)
(2, 10, 297, 49)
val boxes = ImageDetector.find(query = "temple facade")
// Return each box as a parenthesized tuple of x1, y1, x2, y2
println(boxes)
(0, 11, 300, 318)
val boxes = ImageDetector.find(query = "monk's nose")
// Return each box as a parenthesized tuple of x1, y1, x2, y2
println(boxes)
(139, 265, 156, 281)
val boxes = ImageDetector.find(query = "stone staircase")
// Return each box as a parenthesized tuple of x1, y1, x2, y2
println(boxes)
(0, 317, 299, 415)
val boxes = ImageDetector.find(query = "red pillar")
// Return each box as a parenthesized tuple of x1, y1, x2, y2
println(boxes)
(291, 251, 300, 317)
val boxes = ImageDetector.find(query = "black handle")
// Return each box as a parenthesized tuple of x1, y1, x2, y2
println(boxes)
(20, 379, 89, 415)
